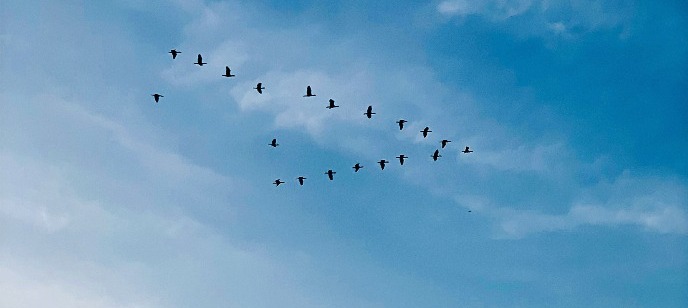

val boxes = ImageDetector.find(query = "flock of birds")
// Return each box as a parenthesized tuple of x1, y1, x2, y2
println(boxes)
(153, 49, 474, 187)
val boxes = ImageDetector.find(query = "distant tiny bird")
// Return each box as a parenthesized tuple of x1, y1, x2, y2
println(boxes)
(431, 149, 442, 161)
(151, 93, 164, 103)
(194, 54, 207, 66)
(462, 146, 473, 153)
(420, 126, 432, 138)
(441, 139, 451, 148)
(303, 86, 316, 97)
(326, 99, 339, 109)
(353, 163, 363, 172)
(222, 66, 235, 77)
(273, 179, 285, 186)
(396, 154, 408, 165)
(169, 49, 181, 59)
(254, 82, 265, 94)
(297, 176, 307, 186)
(396, 119, 407, 130)
(325, 169, 336, 180)
(377, 159, 389, 170)
(364, 106, 376, 119)
(269, 138, 279, 147)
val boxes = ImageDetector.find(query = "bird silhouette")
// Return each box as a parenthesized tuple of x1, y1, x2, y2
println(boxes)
(396, 119, 407, 130)
(222, 66, 235, 77)
(194, 54, 207, 66)
(462, 146, 473, 153)
(396, 154, 408, 165)
(420, 126, 432, 138)
(364, 106, 376, 118)
(431, 149, 441, 161)
(441, 139, 451, 148)
(254, 82, 265, 94)
(169, 49, 181, 59)
(297, 176, 307, 185)
(303, 86, 316, 97)
(151, 94, 163, 103)
(326, 99, 339, 109)
(269, 139, 279, 147)
(377, 159, 389, 170)
(273, 179, 285, 186)
(353, 163, 363, 172)
(325, 169, 336, 180)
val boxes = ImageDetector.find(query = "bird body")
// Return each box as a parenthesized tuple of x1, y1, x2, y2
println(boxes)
(222, 66, 235, 77)
(378, 160, 389, 170)
(326, 99, 339, 109)
(325, 170, 336, 180)
(303, 86, 316, 97)
(273, 179, 285, 186)
(420, 126, 432, 138)
(297, 176, 307, 185)
(151, 94, 163, 103)
(254, 82, 265, 94)
(269, 139, 279, 147)
(353, 163, 363, 172)
(441, 139, 451, 148)
(194, 54, 207, 66)
(462, 146, 473, 153)
(169, 49, 181, 59)
(396, 119, 407, 130)
(396, 154, 408, 165)
(432, 149, 441, 161)
(364, 106, 376, 118)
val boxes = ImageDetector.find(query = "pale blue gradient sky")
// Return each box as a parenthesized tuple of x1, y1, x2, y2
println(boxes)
(1, 1, 686, 307)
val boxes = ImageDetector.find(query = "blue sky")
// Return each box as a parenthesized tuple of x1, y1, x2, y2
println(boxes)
(1, 0, 686, 307)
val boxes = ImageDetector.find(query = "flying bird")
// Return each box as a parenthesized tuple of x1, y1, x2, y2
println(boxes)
(254, 82, 265, 94)
(377, 159, 389, 170)
(364, 106, 376, 118)
(222, 66, 235, 77)
(151, 93, 163, 103)
(396, 154, 408, 165)
(326, 99, 339, 109)
(269, 138, 279, 147)
(396, 119, 407, 130)
(325, 169, 336, 180)
(273, 179, 285, 186)
(462, 146, 473, 153)
(303, 86, 316, 97)
(441, 139, 451, 148)
(297, 176, 307, 186)
(169, 49, 181, 59)
(420, 126, 432, 138)
(352, 163, 363, 172)
(431, 149, 441, 161)
(194, 54, 207, 66)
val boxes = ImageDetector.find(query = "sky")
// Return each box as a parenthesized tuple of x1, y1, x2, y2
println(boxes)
(1, 0, 687, 307)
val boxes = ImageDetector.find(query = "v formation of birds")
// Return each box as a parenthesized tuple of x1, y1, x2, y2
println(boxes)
(155, 50, 474, 187)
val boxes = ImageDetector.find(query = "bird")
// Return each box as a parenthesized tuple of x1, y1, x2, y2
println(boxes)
(396, 154, 408, 165)
(325, 169, 336, 180)
(420, 126, 432, 138)
(462, 146, 473, 153)
(431, 149, 441, 161)
(326, 99, 339, 109)
(222, 66, 235, 77)
(269, 139, 279, 147)
(151, 94, 163, 103)
(396, 119, 407, 130)
(441, 139, 451, 148)
(377, 159, 389, 170)
(169, 49, 181, 59)
(364, 106, 376, 118)
(303, 86, 316, 97)
(254, 82, 265, 94)
(297, 176, 307, 186)
(352, 163, 363, 172)
(273, 179, 285, 186)
(194, 54, 207, 66)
